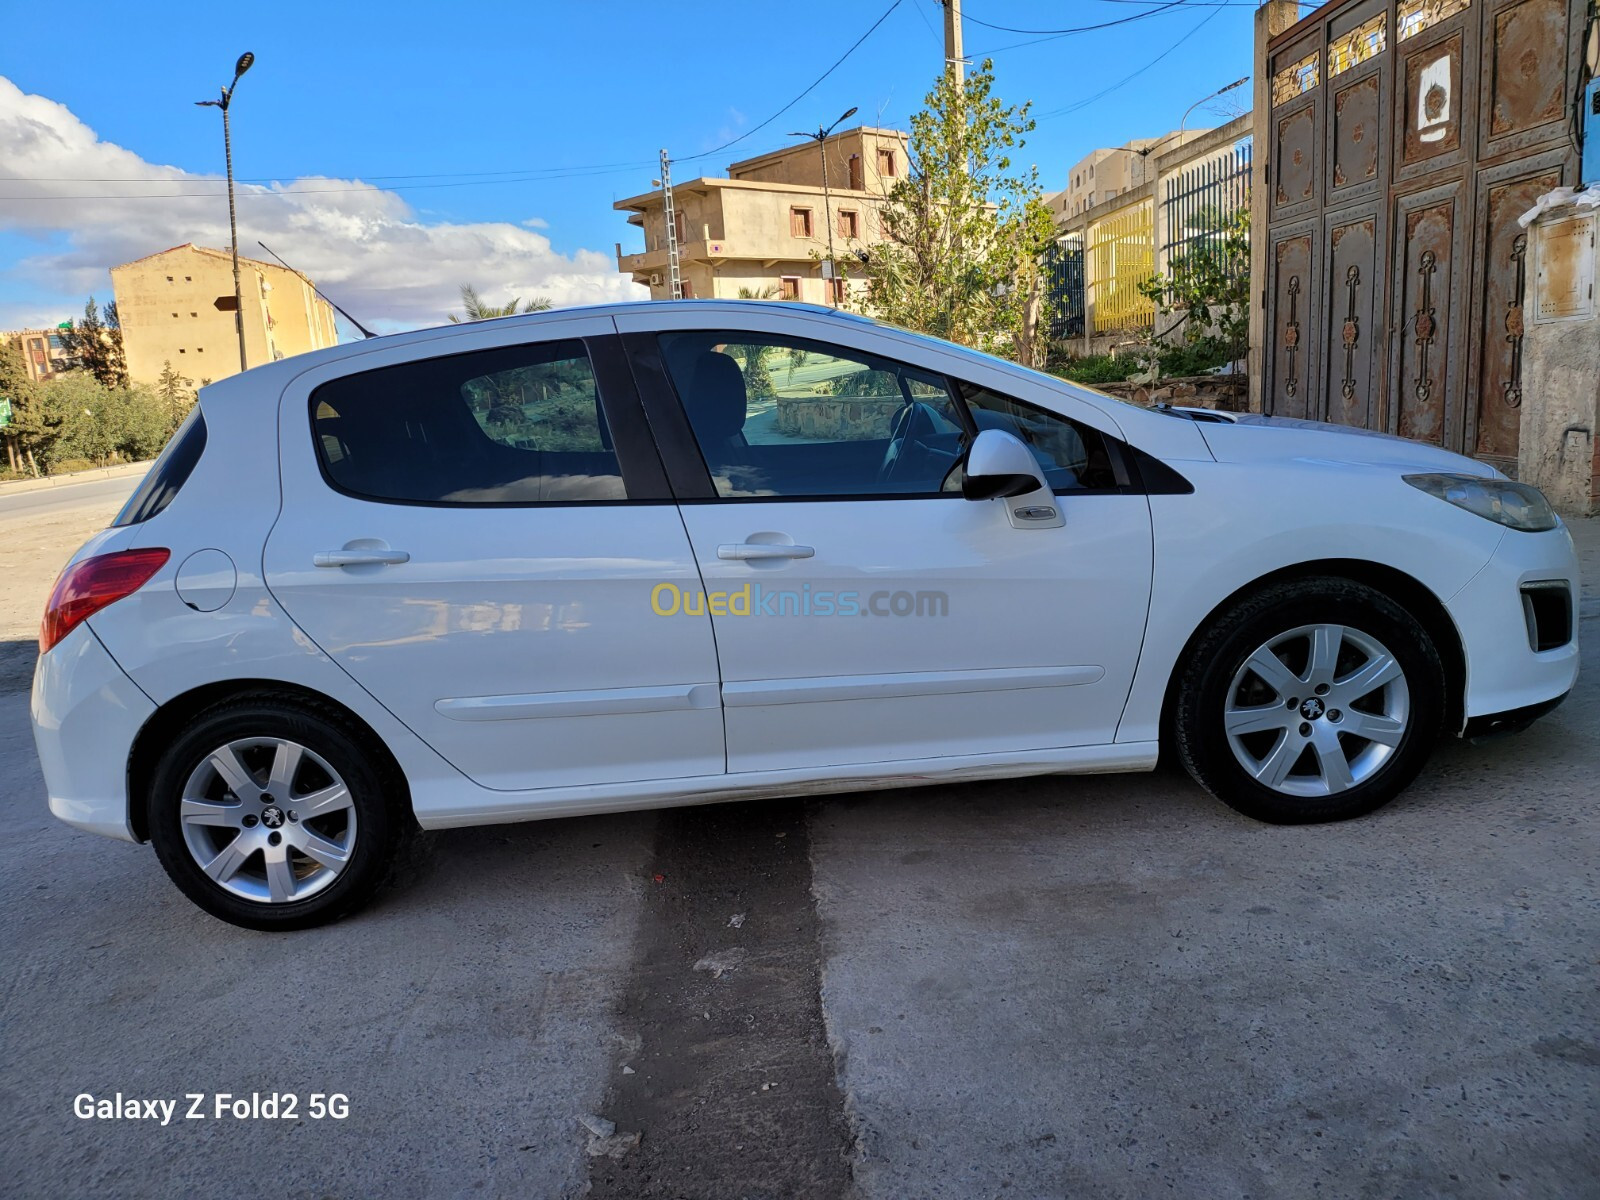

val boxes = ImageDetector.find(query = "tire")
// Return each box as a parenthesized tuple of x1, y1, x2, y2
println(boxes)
(1174, 576, 1444, 825)
(147, 695, 409, 930)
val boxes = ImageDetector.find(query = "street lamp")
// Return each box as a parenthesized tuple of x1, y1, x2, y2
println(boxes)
(1177, 76, 1249, 144)
(1097, 77, 1251, 181)
(789, 106, 858, 307)
(196, 51, 255, 373)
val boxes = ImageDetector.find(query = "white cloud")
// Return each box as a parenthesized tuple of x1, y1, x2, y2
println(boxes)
(0, 76, 644, 334)
(520, 216, 550, 229)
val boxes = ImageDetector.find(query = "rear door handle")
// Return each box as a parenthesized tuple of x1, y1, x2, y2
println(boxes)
(314, 549, 411, 567)
(716, 543, 815, 561)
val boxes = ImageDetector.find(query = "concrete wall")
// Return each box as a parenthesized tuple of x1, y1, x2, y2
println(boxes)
(1053, 115, 1254, 358)
(728, 128, 907, 196)
(111, 245, 337, 385)
(1517, 202, 1600, 516)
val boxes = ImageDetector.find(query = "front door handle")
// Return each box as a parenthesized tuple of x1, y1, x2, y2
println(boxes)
(313, 548, 411, 568)
(716, 543, 815, 561)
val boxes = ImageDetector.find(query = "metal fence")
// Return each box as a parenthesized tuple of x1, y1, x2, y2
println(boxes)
(1045, 235, 1085, 339)
(1087, 200, 1154, 335)
(1161, 137, 1253, 304)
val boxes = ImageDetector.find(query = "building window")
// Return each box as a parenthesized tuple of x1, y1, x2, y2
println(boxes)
(790, 207, 814, 238)
(830, 278, 847, 305)
(673, 210, 688, 244)
(779, 276, 801, 301)
(680, 279, 695, 299)
(172, 312, 179, 318)
(184, 276, 192, 281)
(191, 312, 197, 317)
(838, 210, 859, 239)
(877, 148, 897, 176)
(848, 155, 863, 190)
(178, 348, 186, 354)
(166, 276, 173, 282)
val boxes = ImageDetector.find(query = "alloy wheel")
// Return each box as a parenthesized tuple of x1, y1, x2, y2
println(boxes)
(1222, 623, 1410, 798)
(178, 737, 357, 904)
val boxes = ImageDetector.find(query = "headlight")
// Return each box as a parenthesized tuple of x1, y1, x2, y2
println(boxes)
(1403, 473, 1558, 532)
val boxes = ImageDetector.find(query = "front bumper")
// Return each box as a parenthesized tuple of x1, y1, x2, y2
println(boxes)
(1446, 524, 1580, 727)
(31, 625, 154, 843)
(1462, 692, 1569, 739)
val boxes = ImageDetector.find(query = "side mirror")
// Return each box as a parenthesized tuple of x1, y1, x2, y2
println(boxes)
(960, 429, 1063, 529)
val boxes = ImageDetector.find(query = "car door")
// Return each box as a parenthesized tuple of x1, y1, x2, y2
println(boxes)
(617, 308, 1154, 775)
(263, 317, 724, 793)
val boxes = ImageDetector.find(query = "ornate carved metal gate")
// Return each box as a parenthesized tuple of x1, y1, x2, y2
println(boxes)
(1262, 0, 1585, 472)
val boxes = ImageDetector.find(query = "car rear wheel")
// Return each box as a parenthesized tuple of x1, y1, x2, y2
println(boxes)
(1174, 577, 1445, 824)
(148, 697, 407, 930)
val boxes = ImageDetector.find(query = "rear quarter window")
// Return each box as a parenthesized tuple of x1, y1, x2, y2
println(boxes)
(309, 340, 627, 505)
(113, 407, 207, 526)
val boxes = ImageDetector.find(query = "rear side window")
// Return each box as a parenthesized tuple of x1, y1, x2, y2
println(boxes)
(113, 407, 207, 526)
(311, 339, 627, 504)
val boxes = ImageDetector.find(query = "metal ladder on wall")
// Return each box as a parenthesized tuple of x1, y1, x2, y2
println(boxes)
(659, 149, 683, 300)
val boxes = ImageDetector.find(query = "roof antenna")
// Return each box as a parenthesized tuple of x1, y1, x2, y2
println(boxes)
(254, 241, 376, 338)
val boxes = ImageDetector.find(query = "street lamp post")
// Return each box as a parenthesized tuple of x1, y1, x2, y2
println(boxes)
(1177, 75, 1249, 144)
(196, 52, 255, 373)
(1101, 76, 1251, 187)
(790, 106, 858, 307)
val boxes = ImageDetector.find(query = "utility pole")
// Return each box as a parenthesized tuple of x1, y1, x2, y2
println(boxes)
(943, 0, 964, 86)
(196, 52, 255, 373)
(658, 149, 683, 300)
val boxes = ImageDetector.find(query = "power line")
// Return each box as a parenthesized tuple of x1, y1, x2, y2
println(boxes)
(1, 0, 907, 201)
(676, 0, 906, 163)
(963, 0, 1191, 36)
(0, 165, 654, 202)
(1035, 2, 1228, 119)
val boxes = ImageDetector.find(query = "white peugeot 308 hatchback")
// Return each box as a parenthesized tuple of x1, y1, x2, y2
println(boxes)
(32, 302, 1580, 929)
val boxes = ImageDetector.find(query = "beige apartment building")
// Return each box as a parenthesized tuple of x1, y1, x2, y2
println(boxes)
(614, 127, 910, 305)
(2, 327, 73, 383)
(1048, 130, 1211, 223)
(111, 244, 338, 385)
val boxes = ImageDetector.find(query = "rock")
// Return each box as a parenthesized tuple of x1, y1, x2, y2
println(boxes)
(579, 1114, 616, 1138)
(586, 1131, 641, 1159)
(621, 1065, 635, 1075)
(693, 948, 749, 979)
(727, 913, 746, 929)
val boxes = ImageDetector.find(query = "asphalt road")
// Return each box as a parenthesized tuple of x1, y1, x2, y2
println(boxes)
(0, 472, 143, 520)
(1, 495, 1595, 1199)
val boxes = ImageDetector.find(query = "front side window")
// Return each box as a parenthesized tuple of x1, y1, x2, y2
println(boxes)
(659, 331, 966, 499)
(957, 382, 1119, 491)
(312, 339, 626, 504)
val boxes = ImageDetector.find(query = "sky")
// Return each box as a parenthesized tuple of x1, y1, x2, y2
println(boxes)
(0, 0, 1275, 337)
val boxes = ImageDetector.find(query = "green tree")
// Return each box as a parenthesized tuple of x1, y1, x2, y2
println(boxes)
(58, 296, 129, 389)
(447, 284, 554, 323)
(862, 59, 1057, 366)
(156, 360, 196, 428)
(0, 338, 43, 474)
(1135, 207, 1251, 379)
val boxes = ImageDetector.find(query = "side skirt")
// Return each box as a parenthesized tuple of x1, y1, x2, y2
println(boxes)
(412, 742, 1161, 830)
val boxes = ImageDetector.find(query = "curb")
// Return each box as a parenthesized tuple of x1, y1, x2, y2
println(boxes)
(0, 460, 151, 496)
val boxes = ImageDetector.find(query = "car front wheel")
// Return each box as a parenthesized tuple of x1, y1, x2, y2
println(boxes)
(148, 696, 407, 930)
(1174, 577, 1445, 824)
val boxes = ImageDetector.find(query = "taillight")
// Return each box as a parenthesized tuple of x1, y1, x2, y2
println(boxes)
(40, 548, 170, 654)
